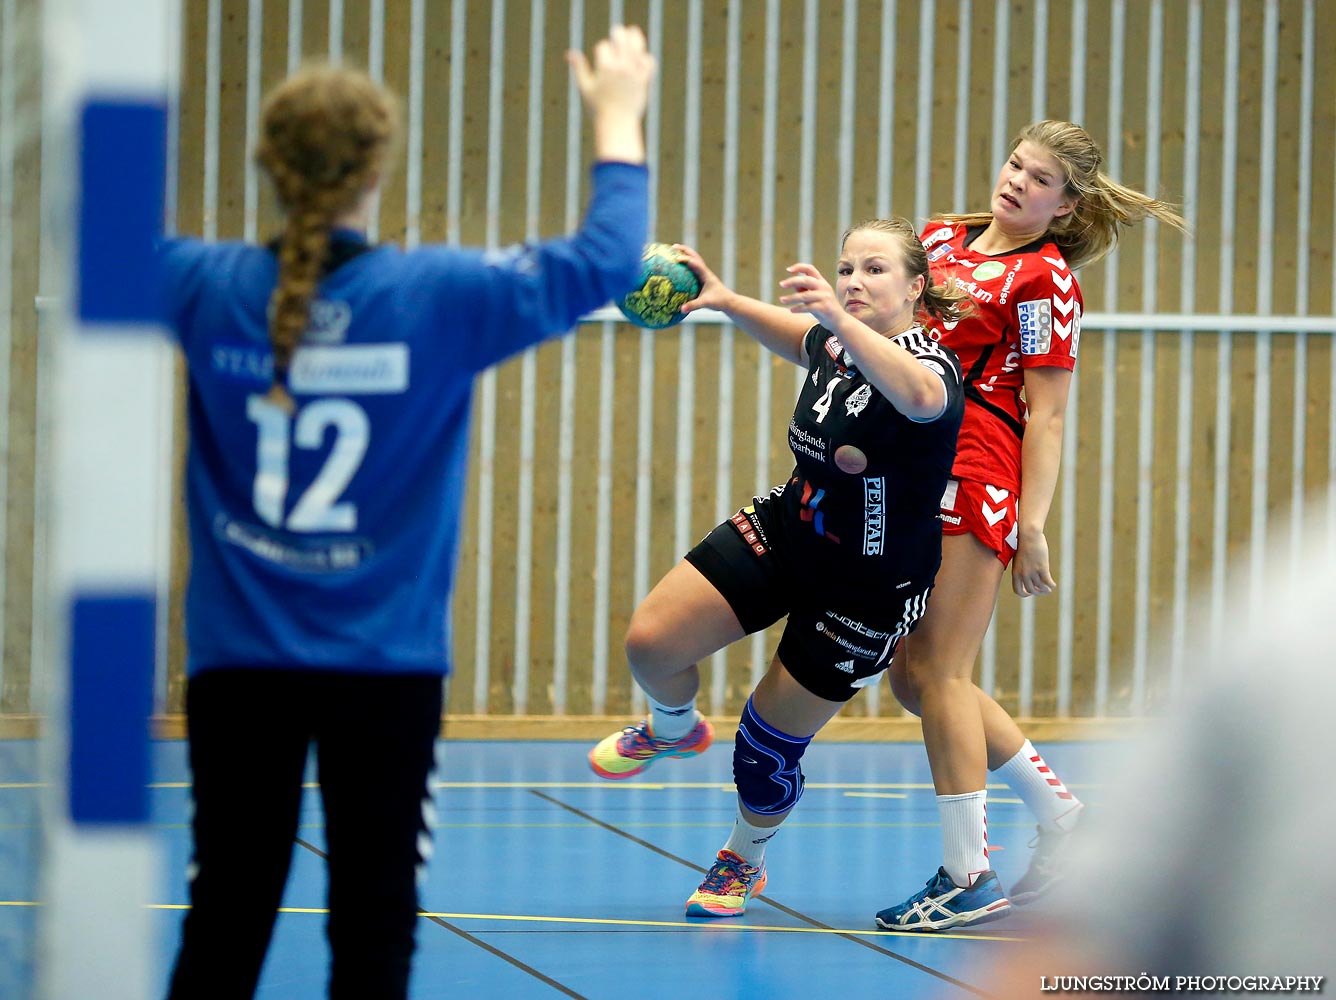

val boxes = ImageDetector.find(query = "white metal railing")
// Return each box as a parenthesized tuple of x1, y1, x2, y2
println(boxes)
(579, 306, 1336, 335)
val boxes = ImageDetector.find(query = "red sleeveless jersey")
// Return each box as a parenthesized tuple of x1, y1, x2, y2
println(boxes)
(918, 221, 1082, 492)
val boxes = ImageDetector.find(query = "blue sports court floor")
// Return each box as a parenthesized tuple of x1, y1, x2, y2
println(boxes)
(1, 736, 1112, 998)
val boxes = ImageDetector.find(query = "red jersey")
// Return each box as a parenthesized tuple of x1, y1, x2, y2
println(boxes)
(918, 221, 1082, 492)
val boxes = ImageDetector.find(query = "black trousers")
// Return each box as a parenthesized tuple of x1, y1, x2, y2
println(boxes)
(166, 667, 443, 1000)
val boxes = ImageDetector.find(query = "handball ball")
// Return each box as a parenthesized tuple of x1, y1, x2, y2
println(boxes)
(616, 243, 702, 329)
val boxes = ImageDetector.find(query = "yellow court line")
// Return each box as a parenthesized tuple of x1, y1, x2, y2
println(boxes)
(414, 912, 1031, 943)
(147, 781, 922, 791)
(147, 781, 702, 790)
(448, 781, 1106, 790)
(150, 781, 324, 789)
(0, 820, 1048, 834)
(133, 904, 1026, 943)
(4, 900, 1026, 942)
(432, 782, 942, 790)
(52, 781, 1101, 792)
(843, 792, 907, 799)
(440, 781, 1074, 790)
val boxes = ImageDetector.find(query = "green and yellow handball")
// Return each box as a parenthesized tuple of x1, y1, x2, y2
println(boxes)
(615, 242, 702, 329)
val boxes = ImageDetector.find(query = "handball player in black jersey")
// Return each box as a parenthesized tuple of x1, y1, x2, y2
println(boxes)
(589, 218, 971, 917)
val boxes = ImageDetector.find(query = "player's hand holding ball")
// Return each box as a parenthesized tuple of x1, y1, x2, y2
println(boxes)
(617, 242, 704, 329)
(672, 243, 737, 321)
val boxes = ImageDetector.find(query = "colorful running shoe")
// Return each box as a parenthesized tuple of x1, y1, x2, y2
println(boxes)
(588, 714, 714, 780)
(685, 850, 768, 918)
(874, 868, 1011, 932)
(1010, 824, 1075, 905)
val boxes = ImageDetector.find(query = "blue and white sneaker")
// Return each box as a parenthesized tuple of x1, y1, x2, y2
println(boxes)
(875, 868, 1011, 932)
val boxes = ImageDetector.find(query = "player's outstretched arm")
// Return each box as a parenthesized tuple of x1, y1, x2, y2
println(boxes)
(443, 27, 654, 370)
(1011, 365, 1070, 597)
(674, 243, 810, 366)
(779, 263, 948, 421)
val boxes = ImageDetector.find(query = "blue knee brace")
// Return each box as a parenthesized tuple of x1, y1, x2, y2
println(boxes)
(733, 697, 812, 816)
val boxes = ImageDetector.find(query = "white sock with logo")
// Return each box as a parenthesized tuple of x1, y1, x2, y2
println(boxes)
(938, 790, 990, 888)
(722, 807, 779, 868)
(995, 740, 1084, 833)
(647, 694, 697, 742)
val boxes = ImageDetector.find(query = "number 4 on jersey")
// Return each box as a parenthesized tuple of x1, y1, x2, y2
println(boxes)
(811, 376, 842, 423)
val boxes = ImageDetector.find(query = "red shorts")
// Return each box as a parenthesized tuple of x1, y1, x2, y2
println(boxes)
(938, 477, 1019, 566)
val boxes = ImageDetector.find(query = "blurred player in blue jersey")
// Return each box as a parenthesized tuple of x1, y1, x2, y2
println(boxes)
(160, 27, 654, 1000)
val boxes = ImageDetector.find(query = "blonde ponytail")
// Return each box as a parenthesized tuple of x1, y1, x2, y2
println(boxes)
(936, 120, 1187, 271)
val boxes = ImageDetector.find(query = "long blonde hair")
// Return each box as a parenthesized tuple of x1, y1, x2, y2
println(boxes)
(936, 120, 1187, 271)
(840, 217, 973, 325)
(254, 65, 399, 410)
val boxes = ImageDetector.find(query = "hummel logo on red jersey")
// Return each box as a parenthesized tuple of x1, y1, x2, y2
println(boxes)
(1045, 253, 1077, 350)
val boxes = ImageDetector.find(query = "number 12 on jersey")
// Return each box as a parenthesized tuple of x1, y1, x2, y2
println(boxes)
(246, 395, 370, 532)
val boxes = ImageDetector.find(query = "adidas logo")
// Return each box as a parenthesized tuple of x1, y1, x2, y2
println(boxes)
(835, 660, 856, 673)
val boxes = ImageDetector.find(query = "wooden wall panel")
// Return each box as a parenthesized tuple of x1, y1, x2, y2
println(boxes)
(0, 0, 43, 714)
(2, 0, 1333, 727)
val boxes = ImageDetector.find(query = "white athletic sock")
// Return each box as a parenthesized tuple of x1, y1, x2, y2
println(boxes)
(647, 695, 697, 742)
(722, 807, 779, 868)
(938, 790, 990, 887)
(995, 740, 1084, 833)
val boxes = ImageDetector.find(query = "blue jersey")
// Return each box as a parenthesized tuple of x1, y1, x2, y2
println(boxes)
(160, 162, 648, 677)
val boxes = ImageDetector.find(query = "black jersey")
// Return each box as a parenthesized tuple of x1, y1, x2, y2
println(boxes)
(774, 323, 964, 582)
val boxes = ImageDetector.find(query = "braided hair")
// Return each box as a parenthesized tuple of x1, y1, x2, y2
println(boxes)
(254, 65, 399, 410)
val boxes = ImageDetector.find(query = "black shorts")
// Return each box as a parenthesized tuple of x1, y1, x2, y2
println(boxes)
(684, 495, 933, 702)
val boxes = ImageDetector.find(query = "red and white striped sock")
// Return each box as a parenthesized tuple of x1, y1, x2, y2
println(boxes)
(995, 739, 1084, 833)
(938, 790, 990, 887)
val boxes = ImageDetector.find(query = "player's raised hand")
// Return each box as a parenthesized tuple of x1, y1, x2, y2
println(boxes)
(778, 263, 843, 329)
(567, 26, 656, 155)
